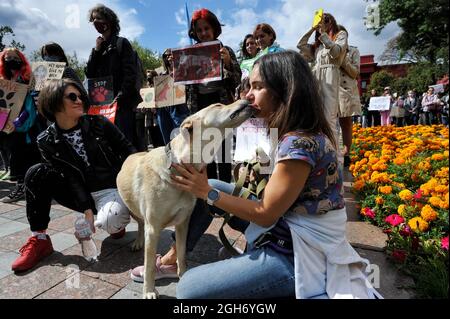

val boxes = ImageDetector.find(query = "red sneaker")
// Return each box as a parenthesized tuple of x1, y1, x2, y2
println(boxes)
(11, 235, 54, 272)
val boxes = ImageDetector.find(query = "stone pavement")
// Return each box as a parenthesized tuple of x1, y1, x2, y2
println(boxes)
(0, 169, 415, 299)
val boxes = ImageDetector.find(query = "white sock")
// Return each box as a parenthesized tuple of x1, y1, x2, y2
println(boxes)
(32, 231, 47, 240)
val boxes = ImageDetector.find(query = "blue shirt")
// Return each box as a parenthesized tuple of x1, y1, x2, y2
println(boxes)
(276, 131, 345, 215)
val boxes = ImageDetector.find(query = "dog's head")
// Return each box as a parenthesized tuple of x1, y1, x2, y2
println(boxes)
(180, 99, 253, 133)
(171, 100, 254, 166)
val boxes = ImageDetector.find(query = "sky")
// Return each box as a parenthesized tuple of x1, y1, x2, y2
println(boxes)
(1, 0, 400, 63)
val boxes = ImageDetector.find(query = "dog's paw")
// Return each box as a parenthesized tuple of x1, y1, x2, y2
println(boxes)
(131, 239, 144, 251)
(143, 291, 158, 299)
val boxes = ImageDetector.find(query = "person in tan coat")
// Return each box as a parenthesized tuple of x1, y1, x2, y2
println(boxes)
(336, 25, 361, 167)
(297, 13, 348, 144)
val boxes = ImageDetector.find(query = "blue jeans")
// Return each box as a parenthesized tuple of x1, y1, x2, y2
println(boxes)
(173, 179, 250, 252)
(176, 180, 296, 299)
(156, 104, 190, 145)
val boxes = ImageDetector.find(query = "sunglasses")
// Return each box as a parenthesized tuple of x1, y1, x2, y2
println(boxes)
(64, 92, 82, 102)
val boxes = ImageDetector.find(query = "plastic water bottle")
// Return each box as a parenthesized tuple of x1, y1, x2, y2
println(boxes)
(74, 216, 98, 262)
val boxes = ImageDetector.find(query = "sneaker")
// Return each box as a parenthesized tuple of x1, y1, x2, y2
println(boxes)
(11, 235, 54, 272)
(218, 246, 244, 260)
(1, 183, 25, 203)
(110, 228, 126, 239)
(130, 254, 178, 283)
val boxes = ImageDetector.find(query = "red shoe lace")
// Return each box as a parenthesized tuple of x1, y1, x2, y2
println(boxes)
(19, 237, 39, 255)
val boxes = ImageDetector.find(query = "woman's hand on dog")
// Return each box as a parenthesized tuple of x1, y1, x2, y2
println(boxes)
(170, 163, 211, 200)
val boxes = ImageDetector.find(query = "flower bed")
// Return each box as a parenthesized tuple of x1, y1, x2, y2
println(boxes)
(350, 124, 449, 298)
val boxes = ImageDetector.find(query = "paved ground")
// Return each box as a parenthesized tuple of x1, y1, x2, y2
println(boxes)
(0, 169, 416, 299)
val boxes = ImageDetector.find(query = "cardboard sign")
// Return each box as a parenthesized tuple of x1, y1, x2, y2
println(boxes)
(172, 40, 222, 85)
(137, 87, 156, 109)
(31, 62, 66, 91)
(234, 118, 271, 162)
(369, 96, 391, 111)
(0, 79, 29, 133)
(313, 9, 324, 28)
(429, 84, 444, 94)
(87, 76, 114, 106)
(87, 76, 116, 122)
(88, 101, 117, 123)
(153, 75, 186, 108)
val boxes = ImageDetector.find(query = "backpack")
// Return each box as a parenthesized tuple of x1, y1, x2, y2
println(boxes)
(116, 37, 145, 93)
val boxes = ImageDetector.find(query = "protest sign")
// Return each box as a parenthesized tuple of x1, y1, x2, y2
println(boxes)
(87, 76, 114, 106)
(234, 118, 271, 162)
(313, 8, 324, 28)
(429, 84, 444, 94)
(87, 76, 116, 122)
(153, 75, 186, 108)
(369, 96, 391, 111)
(87, 101, 118, 123)
(31, 62, 66, 91)
(172, 40, 222, 85)
(137, 88, 156, 109)
(0, 79, 29, 133)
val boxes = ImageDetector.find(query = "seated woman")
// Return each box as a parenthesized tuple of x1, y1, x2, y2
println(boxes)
(11, 79, 136, 273)
(172, 51, 379, 299)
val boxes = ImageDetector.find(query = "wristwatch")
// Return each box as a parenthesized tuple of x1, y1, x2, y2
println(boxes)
(206, 188, 220, 206)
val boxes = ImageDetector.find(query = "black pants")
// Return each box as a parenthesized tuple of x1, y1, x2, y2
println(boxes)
(9, 132, 41, 183)
(367, 111, 381, 127)
(24, 163, 91, 232)
(115, 105, 137, 149)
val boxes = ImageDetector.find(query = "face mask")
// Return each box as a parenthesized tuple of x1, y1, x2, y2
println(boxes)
(94, 21, 109, 34)
(4, 59, 23, 71)
(43, 55, 62, 62)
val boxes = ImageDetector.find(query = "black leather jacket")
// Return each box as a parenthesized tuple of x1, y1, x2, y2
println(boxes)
(37, 115, 136, 212)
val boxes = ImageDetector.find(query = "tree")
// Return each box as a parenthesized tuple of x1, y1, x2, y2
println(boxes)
(130, 40, 162, 72)
(404, 62, 447, 93)
(67, 51, 86, 82)
(378, 36, 419, 64)
(374, 0, 449, 64)
(0, 26, 25, 51)
(366, 70, 395, 98)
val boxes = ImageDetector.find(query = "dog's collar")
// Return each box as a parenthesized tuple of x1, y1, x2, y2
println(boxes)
(165, 141, 179, 176)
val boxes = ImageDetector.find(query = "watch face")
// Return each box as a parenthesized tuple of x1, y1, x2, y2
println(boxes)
(208, 189, 219, 201)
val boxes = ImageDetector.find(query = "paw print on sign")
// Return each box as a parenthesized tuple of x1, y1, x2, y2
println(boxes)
(90, 86, 110, 104)
(0, 89, 16, 109)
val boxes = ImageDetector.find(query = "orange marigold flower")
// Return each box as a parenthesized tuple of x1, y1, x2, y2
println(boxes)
(429, 196, 442, 208)
(399, 190, 413, 201)
(408, 217, 429, 232)
(420, 205, 438, 222)
(393, 158, 406, 165)
(434, 185, 448, 193)
(378, 186, 392, 194)
(353, 180, 365, 191)
(431, 153, 444, 161)
(375, 196, 384, 205)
